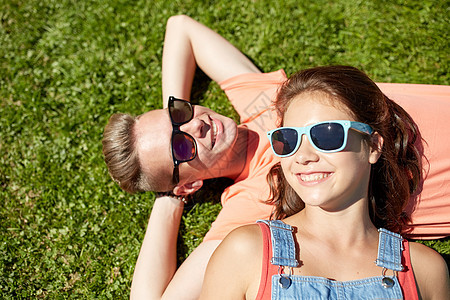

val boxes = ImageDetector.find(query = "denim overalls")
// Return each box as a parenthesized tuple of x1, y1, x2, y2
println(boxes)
(258, 220, 404, 299)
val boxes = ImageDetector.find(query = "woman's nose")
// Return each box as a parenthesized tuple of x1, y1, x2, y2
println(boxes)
(293, 135, 320, 164)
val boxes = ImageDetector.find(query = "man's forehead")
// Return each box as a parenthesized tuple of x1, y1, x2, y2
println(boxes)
(138, 108, 169, 127)
(135, 109, 174, 187)
(135, 109, 171, 151)
(138, 108, 168, 121)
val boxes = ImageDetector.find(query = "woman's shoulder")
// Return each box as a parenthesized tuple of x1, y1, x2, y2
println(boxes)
(220, 224, 264, 255)
(201, 224, 264, 299)
(408, 241, 450, 299)
(408, 241, 448, 270)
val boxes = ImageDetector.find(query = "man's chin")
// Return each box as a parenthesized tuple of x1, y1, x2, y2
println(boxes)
(219, 119, 238, 148)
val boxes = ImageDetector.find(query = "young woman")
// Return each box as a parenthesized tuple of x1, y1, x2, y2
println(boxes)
(200, 66, 450, 300)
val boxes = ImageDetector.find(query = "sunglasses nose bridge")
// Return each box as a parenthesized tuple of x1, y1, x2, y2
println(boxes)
(300, 132, 313, 149)
(291, 130, 319, 159)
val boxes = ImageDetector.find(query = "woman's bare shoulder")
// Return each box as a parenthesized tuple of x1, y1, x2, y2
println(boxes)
(219, 224, 264, 256)
(408, 241, 450, 299)
(200, 224, 264, 299)
(409, 241, 448, 271)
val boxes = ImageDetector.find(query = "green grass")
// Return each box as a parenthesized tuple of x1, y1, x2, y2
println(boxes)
(1, 0, 448, 297)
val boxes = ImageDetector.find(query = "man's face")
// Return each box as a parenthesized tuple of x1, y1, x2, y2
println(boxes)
(135, 105, 239, 186)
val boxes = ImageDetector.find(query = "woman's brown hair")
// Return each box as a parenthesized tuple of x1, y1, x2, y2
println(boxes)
(267, 66, 423, 234)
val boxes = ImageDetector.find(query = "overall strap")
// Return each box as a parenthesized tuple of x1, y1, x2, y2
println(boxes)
(375, 228, 404, 271)
(257, 220, 299, 268)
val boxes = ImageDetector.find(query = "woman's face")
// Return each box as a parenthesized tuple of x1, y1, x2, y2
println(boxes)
(280, 92, 381, 211)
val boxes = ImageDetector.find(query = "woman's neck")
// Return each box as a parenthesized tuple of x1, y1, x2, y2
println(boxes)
(287, 198, 377, 245)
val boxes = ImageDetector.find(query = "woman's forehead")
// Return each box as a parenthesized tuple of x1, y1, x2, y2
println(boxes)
(283, 93, 354, 125)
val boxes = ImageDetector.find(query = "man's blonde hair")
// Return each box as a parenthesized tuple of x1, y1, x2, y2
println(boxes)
(102, 113, 171, 193)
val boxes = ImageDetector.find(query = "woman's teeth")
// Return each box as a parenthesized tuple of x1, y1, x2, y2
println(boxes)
(300, 173, 330, 182)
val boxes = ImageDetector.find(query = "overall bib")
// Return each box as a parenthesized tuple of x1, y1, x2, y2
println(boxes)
(258, 220, 404, 299)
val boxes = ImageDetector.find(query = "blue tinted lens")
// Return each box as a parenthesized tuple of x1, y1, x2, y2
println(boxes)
(310, 123, 345, 151)
(271, 128, 298, 156)
(172, 133, 196, 162)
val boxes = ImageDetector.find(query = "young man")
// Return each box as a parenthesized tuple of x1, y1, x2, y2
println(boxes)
(102, 15, 450, 299)
(103, 15, 285, 299)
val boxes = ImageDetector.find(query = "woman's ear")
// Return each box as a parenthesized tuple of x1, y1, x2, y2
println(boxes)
(369, 132, 384, 164)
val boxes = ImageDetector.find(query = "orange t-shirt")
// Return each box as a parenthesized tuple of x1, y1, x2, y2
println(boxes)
(203, 70, 450, 241)
(203, 70, 285, 241)
(376, 83, 450, 238)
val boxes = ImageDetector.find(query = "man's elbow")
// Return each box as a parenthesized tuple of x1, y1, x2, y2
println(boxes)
(166, 14, 193, 30)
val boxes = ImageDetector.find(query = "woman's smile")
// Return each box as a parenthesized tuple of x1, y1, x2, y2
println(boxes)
(297, 172, 333, 184)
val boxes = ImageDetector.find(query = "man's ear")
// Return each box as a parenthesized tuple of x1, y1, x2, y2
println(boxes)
(369, 132, 384, 164)
(173, 179, 203, 196)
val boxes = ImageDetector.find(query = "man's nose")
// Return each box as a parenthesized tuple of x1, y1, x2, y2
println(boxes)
(180, 118, 207, 138)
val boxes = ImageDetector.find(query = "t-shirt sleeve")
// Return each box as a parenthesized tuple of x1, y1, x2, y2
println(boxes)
(219, 70, 288, 130)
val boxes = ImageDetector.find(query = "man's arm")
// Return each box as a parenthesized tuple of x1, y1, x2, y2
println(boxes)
(130, 196, 183, 299)
(130, 196, 220, 300)
(131, 15, 260, 299)
(161, 14, 260, 107)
